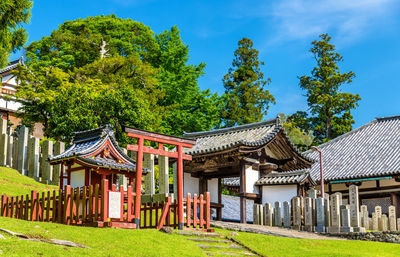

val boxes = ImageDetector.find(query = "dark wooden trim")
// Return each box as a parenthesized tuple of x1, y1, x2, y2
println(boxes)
(239, 161, 246, 224)
(333, 185, 400, 195)
(127, 144, 192, 161)
(84, 168, 89, 186)
(68, 166, 86, 172)
(125, 127, 196, 147)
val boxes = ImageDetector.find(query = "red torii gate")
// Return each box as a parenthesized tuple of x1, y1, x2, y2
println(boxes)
(124, 127, 196, 229)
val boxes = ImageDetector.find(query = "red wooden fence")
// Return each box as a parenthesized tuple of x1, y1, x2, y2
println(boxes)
(0, 179, 211, 230)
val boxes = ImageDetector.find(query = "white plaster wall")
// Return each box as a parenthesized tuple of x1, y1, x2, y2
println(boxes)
(70, 170, 85, 188)
(262, 185, 297, 205)
(0, 98, 21, 111)
(183, 173, 199, 196)
(208, 178, 218, 203)
(245, 166, 259, 194)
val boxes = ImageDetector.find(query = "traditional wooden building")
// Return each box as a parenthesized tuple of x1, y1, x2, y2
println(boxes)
(49, 125, 147, 190)
(303, 115, 400, 217)
(183, 117, 314, 223)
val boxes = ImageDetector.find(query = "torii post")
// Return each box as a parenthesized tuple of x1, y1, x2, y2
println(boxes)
(125, 127, 195, 229)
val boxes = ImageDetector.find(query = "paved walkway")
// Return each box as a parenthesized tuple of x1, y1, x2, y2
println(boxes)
(211, 221, 345, 240)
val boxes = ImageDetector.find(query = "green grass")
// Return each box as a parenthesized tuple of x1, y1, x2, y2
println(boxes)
(233, 230, 400, 257)
(0, 167, 58, 196)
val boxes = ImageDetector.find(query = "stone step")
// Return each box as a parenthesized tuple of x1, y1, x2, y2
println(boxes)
(198, 244, 244, 250)
(187, 238, 231, 243)
(176, 231, 223, 237)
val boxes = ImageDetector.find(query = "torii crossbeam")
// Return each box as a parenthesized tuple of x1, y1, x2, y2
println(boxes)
(125, 127, 196, 229)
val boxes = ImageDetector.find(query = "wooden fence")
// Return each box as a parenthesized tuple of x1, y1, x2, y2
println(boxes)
(0, 179, 210, 230)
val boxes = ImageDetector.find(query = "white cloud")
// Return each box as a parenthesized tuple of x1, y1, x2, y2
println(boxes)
(269, 0, 399, 43)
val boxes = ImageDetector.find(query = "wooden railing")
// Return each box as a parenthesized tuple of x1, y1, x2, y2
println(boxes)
(0, 180, 211, 230)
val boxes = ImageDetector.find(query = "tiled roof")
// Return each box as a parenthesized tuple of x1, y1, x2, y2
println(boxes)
(0, 57, 24, 74)
(49, 125, 147, 173)
(223, 177, 240, 187)
(303, 115, 400, 182)
(255, 170, 314, 186)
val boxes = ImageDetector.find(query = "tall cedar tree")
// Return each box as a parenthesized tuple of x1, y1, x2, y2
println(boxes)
(0, 0, 32, 68)
(293, 34, 361, 145)
(221, 38, 275, 127)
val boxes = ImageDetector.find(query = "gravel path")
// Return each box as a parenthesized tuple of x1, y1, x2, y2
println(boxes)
(211, 221, 345, 240)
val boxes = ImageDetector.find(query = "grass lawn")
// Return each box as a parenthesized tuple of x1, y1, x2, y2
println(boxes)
(0, 167, 58, 196)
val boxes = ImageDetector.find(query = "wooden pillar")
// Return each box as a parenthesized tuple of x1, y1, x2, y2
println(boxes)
(390, 193, 400, 219)
(240, 161, 246, 224)
(177, 144, 184, 230)
(85, 168, 89, 186)
(217, 177, 222, 221)
(59, 164, 64, 190)
(67, 165, 71, 185)
(134, 137, 144, 228)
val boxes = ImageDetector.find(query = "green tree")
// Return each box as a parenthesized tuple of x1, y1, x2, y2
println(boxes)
(0, 0, 32, 68)
(293, 34, 361, 145)
(221, 37, 275, 127)
(279, 114, 314, 151)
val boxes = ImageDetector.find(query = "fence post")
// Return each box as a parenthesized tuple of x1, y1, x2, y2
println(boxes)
(120, 185, 124, 222)
(205, 192, 210, 229)
(30, 190, 37, 221)
(193, 194, 198, 227)
(186, 193, 191, 228)
(64, 185, 71, 224)
(101, 179, 109, 222)
(1, 195, 6, 216)
(127, 185, 132, 222)
(199, 194, 204, 228)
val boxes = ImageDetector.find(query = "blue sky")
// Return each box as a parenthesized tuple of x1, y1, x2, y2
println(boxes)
(12, 0, 400, 128)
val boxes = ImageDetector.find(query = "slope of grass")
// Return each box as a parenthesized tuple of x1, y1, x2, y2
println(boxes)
(234, 230, 400, 257)
(0, 167, 58, 196)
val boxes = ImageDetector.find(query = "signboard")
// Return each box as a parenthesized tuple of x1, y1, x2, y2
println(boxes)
(109, 191, 121, 219)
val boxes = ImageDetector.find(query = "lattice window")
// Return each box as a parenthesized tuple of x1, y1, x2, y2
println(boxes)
(362, 197, 391, 214)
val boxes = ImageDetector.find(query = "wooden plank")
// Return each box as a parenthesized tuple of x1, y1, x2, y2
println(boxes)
(57, 189, 62, 223)
(0, 195, 6, 216)
(156, 197, 171, 229)
(24, 194, 29, 220)
(94, 184, 99, 222)
(101, 179, 109, 222)
(127, 185, 132, 222)
(193, 194, 198, 227)
(186, 193, 192, 227)
(199, 194, 204, 228)
(64, 186, 71, 224)
(40, 192, 45, 221)
(127, 145, 192, 161)
(4, 197, 9, 218)
(82, 187, 87, 223)
(9, 197, 14, 218)
(18, 195, 23, 219)
(15, 196, 19, 219)
(120, 185, 124, 222)
(88, 185, 93, 222)
(75, 188, 80, 224)
(52, 190, 57, 222)
(150, 202, 153, 228)
(70, 188, 75, 224)
(31, 191, 37, 221)
(46, 191, 51, 222)
(155, 201, 160, 228)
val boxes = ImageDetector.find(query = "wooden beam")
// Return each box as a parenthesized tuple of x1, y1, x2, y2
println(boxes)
(127, 144, 192, 161)
(125, 127, 196, 148)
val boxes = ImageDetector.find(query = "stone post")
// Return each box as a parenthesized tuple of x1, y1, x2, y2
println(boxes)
(292, 197, 301, 230)
(53, 141, 65, 185)
(328, 193, 341, 232)
(27, 137, 40, 179)
(264, 203, 273, 226)
(0, 119, 7, 135)
(315, 197, 325, 232)
(308, 188, 317, 198)
(349, 185, 364, 232)
(397, 218, 400, 232)
(253, 204, 260, 225)
(372, 212, 378, 231)
(6, 134, 13, 168)
(340, 205, 353, 232)
(324, 193, 330, 227)
(381, 214, 388, 232)
(40, 140, 53, 184)
(144, 153, 155, 195)
(274, 202, 282, 227)
(304, 197, 314, 232)
(159, 148, 169, 194)
(17, 126, 29, 174)
(375, 206, 382, 231)
(388, 206, 396, 231)
(283, 201, 290, 228)
(360, 205, 369, 230)
(0, 133, 8, 166)
(12, 136, 18, 169)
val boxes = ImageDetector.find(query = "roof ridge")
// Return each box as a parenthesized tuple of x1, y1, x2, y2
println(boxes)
(183, 117, 278, 138)
(375, 115, 400, 121)
(303, 118, 379, 154)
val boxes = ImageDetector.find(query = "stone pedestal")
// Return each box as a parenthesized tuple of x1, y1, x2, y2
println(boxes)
(315, 197, 325, 232)
(341, 207, 353, 232)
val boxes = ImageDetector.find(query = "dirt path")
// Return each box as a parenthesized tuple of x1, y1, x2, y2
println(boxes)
(211, 221, 345, 240)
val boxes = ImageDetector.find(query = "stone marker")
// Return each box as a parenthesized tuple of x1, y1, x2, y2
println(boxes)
(397, 218, 400, 232)
(253, 204, 259, 225)
(304, 197, 314, 232)
(53, 141, 65, 185)
(144, 153, 155, 195)
(12, 136, 18, 169)
(388, 205, 396, 231)
(324, 194, 331, 227)
(372, 212, 378, 231)
(381, 214, 388, 232)
(6, 134, 13, 168)
(360, 205, 369, 230)
(328, 193, 341, 232)
(17, 126, 29, 174)
(283, 201, 290, 228)
(315, 197, 325, 232)
(340, 205, 353, 232)
(274, 202, 282, 227)
(308, 188, 317, 199)
(0, 133, 8, 166)
(27, 137, 39, 179)
(40, 140, 53, 184)
(264, 203, 273, 226)
(375, 206, 382, 231)
(158, 148, 169, 194)
(292, 197, 301, 230)
(349, 185, 364, 232)
(172, 162, 177, 197)
(0, 119, 7, 135)
(258, 204, 264, 225)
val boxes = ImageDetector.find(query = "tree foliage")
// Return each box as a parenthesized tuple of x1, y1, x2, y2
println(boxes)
(19, 15, 220, 140)
(291, 34, 361, 145)
(0, 0, 32, 68)
(279, 114, 314, 152)
(221, 38, 275, 127)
